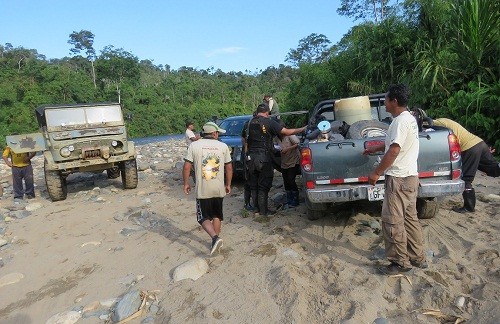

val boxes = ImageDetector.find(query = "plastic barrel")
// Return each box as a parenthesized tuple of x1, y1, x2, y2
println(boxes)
(334, 96, 371, 125)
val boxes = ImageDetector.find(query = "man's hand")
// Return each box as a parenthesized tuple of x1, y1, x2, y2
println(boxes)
(368, 171, 380, 186)
(225, 184, 231, 195)
(184, 183, 191, 195)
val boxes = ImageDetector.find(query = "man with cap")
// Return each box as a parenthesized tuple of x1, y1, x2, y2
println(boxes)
(183, 122, 233, 255)
(246, 103, 306, 216)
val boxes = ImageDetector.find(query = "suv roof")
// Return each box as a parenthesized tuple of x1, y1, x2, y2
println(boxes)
(220, 114, 253, 121)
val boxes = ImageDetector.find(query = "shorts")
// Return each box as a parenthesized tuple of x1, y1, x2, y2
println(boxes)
(196, 197, 224, 225)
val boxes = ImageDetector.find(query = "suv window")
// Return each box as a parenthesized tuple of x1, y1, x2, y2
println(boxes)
(218, 118, 249, 136)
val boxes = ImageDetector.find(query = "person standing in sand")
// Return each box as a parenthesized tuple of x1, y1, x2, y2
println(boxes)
(364, 84, 427, 275)
(2, 145, 37, 200)
(183, 122, 233, 255)
(185, 121, 200, 146)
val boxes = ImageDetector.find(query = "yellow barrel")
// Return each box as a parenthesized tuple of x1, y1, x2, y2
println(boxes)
(334, 96, 371, 125)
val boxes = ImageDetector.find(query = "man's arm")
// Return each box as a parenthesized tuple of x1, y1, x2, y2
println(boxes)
(182, 161, 193, 194)
(280, 126, 307, 136)
(2, 155, 12, 167)
(368, 144, 400, 185)
(363, 143, 385, 155)
(224, 162, 233, 194)
(24, 152, 36, 163)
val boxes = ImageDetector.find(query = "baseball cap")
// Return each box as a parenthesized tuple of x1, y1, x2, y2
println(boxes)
(202, 121, 226, 134)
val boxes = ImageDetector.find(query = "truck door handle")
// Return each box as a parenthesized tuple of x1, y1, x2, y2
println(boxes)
(419, 134, 431, 140)
(326, 142, 356, 149)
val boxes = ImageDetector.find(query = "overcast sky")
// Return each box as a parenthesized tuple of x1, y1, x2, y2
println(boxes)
(1, 0, 355, 73)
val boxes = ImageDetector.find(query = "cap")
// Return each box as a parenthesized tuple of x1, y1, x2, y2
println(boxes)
(202, 121, 226, 134)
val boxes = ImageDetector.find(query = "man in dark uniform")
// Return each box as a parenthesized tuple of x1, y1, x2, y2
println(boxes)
(246, 103, 306, 216)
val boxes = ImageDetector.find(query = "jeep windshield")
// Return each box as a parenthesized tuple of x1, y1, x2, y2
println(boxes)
(218, 118, 250, 137)
(45, 105, 123, 130)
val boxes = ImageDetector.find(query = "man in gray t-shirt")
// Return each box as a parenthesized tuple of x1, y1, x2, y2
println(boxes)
(183, 122, 233, 255)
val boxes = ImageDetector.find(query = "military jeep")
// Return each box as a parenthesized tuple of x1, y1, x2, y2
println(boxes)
(6, 102, 138, 201)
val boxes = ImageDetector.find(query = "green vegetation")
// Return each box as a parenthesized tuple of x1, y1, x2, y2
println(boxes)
(1, 0, 498, 152)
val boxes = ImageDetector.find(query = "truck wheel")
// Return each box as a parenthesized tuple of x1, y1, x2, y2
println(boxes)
(121, 159, 138, 189)
(347, 120, 389, 139)
(305, 196, 327, 220)
(417, 197, 440, 219)
(44, 166, 67, 201)
(107, 167, 121, 179)
(307, 209, 325, 221)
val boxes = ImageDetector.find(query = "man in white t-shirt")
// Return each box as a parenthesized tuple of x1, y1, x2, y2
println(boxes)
(185, 121, 200, 146)
(183, 122, 233, 255)
(364, 84, 426, 275)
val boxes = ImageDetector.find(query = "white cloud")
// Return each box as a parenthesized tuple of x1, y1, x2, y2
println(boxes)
(205, 47, 245, 57)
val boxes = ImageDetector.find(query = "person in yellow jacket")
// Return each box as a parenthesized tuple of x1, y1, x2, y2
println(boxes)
(2, 146, 36, 200)
(432, 118, 500, 213)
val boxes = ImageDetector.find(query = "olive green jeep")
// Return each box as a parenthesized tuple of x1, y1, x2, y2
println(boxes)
(6, 102, 138, 201)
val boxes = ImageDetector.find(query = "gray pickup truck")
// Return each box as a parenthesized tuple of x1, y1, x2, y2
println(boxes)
(301, 94, 464, 220)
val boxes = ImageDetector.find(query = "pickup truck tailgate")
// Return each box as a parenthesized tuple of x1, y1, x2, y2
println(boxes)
(302, 129, 464, 203)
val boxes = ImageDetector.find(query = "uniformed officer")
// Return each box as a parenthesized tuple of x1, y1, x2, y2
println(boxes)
(246, 103, 306, 216)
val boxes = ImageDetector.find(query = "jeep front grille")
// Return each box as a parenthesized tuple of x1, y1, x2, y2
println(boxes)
(83, 149, 101, 159)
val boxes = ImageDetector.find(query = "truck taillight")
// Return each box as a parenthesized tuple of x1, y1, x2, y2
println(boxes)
(301, 148, 312, 172)
(448, 134, 461, 162)
(452, 169, 461, 180)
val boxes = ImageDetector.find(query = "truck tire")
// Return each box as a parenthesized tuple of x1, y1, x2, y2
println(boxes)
(121, 159, 138, 189)
(417, 197, 440, 219)
(305, 196, 327, 220)
(307, 209, 324, 221)
(44, 165, 67, 201)
(107, 167, 121, 179)
(347, 120, 389, 139)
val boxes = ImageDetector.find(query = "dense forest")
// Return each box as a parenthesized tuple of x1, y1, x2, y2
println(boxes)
(1, 0, 499, 152)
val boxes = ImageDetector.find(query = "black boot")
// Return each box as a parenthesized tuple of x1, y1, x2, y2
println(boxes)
(258, 191, 276, 216)
(244, 186, 253, 211)
(286, 191, 293, 207)
(251, 190, 259, 215)
(291, 191, 300, 207)
(453, 188, 476, 213)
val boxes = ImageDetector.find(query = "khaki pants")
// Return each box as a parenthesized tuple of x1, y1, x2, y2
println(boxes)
(382, 175, 424, 268)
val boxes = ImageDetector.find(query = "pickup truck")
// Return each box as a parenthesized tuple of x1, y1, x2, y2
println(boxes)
(301, 94, 465, 220)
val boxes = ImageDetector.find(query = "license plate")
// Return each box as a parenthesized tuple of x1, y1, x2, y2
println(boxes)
(368, 186, 385, 201)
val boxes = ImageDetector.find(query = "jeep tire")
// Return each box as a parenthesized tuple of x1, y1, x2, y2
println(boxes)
(121, 159, 138, 189)
(44, 162, 67, 201)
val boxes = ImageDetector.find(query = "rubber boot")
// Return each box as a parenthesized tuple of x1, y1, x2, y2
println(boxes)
(286, 191, 294, 207)
(251, 190, 259, 215)
(291, 191, 300, 207)
(244, 185, 253, 211)
(453, 188, 476, 213)
(258, 191, 276, 216)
